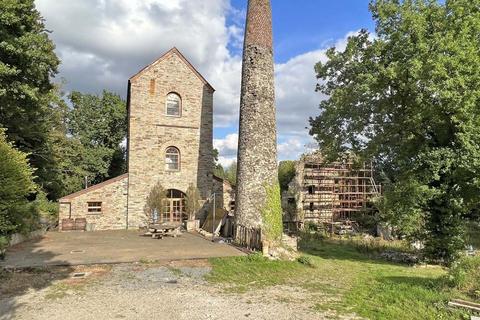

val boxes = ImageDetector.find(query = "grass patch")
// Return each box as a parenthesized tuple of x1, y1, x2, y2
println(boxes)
(207, 239, 472, 319)
(45, 281, 88, 300)
(167, 266, 183, 277)
(207, 253, 306, 293)
(139, 258, 159, 265)
(297, 255, 316, 268)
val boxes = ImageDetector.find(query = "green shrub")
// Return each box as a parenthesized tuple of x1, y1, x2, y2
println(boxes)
(448, 256, 480, 300)
(466, 221, 480, 249)
(298, 229, 326, 246)
(0, 129, 38, 238)
(355, 212, 377, 232)
(35, 190, 59, 220)
(185, 184, 201, 220)
(143, 181, 166, 223)
(0, 236, 8, 260)
(278, 160, 296, 192)
(246, 252, 266, 262)
(297, 255, 315, 268)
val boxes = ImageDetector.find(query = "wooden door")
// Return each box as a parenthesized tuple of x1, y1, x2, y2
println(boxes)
(162, 199, 185, 223)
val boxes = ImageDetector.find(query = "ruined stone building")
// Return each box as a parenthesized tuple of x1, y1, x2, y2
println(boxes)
(58, 48, 234, 231)
(283, 151, 381, 229)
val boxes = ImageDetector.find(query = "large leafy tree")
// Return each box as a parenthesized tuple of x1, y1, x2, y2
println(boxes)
(310, 0, 480, 263)
(0, 0, 60, 191)
(0, 129, 38, 240)
(67, 91, 127, 187)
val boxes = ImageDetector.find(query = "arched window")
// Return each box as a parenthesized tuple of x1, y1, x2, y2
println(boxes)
(166, 93, 181, 116)
(165, 147, 180, 171)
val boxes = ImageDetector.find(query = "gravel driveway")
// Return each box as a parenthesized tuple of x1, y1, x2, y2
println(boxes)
(0, 260, 333, 320)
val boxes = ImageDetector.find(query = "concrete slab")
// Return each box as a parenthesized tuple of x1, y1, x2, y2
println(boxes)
(1, 230, 244, 268)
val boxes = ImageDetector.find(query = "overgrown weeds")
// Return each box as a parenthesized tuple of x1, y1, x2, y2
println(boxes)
(448, 255, 480, 301)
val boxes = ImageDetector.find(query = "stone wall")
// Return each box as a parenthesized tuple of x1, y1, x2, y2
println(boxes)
(9, 230, 47, 247)
(127, 48, 214, 228)
(58, 174, 129, 231)
(213, 176, 236, 213)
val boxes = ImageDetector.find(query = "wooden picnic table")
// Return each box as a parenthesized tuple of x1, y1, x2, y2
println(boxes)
(144, 223, 182, 239)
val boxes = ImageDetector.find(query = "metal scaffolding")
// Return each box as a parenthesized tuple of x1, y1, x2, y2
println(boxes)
(301, 160, 381, 224)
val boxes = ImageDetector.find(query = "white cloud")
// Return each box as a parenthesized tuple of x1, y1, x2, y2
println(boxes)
(275, 33, 353, 135)
(36, 0, 242, 127)
(36, 0, 357, 163)
(214, 133, 238, 166)
(273, 33, 354, 161)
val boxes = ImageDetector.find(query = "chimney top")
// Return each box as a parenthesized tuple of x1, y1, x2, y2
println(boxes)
(244, 0, 273, 49)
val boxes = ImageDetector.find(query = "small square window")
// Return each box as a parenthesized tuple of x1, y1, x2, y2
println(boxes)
(88, 202, 102, 213)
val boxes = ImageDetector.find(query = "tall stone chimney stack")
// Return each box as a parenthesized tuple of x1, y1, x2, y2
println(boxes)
(234, 0, 281, 244)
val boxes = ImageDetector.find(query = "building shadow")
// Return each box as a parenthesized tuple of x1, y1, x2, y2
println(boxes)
(0, 236, 74, 320)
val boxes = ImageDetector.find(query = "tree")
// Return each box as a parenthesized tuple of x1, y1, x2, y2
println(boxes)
(67, 90, 127, 186)
(278, 161, 296, 192)
(0, 0, 60, 193)
(144, 182, 166, 224)
(185, 184, 201, 221)
(213, 158, 237, 186)
(0, 129, 38, 241)
(213, 148, 225, 178)
(224, 161, 237, 186)
(310, 0, 480, 263)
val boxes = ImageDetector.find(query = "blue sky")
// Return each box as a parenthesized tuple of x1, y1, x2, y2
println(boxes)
(243, 0, 374, 62)
(36, 0, 377, 166)
(216, 0, 375, 163)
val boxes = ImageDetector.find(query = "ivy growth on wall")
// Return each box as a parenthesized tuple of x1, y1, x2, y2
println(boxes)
(261, 183, 283, 243)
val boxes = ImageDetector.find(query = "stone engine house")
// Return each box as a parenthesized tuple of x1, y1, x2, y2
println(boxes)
(59, 48, 231, 231)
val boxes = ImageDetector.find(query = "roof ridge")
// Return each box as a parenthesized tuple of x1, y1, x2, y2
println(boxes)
(129, 47, 215, 91)
(59, 173, 129, 201)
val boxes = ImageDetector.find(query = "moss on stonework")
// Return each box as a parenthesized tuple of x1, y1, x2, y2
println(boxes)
(261, 183, 283, 243)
